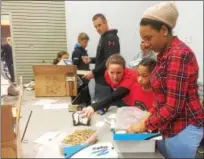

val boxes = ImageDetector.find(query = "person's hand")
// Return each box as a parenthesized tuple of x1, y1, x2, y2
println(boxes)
(83, 71, 94, 80)
(81, 106, 95, 118)
(140, 41, 152, 54)
(127, 120, 146, 133)
(127, 112, 152, 133)
(81, 56, 90, 64)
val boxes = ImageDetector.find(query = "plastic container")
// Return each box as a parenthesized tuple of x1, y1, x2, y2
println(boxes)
(114, 140, 156, 153)
(113, 131, 159, 153)
(58, 128, 97, 155)
(115, 107, 147, 130)
(113, 107, 161, 153)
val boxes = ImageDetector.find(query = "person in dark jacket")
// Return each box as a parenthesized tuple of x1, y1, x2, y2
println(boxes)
(83, 13, 120, 101)
(71, 33, 92, 106)
(72, 32, 90, 87)
(72, 32, 90, 71)
(1, 37, 15, 82)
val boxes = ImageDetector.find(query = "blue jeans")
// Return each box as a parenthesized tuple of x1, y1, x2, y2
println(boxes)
(157, 125, 204, 158)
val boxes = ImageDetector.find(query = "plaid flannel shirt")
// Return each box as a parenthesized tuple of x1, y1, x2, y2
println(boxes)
(145, 37, 204, 138)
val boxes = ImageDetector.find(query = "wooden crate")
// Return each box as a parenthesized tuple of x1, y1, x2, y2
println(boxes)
(1, 105, 18, 158)
(1, 146, 17, 158)
(1, 76, 24, 158)
(32, 65, 77, 97)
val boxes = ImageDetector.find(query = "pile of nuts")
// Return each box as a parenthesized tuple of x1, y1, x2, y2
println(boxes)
(62, 129, 96, 145)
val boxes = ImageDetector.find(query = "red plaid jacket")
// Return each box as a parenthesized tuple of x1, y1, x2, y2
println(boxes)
(145, 37, 204, 138)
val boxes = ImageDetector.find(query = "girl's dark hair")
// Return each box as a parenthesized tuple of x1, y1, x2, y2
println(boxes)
(137, 57, 157, 72)
(53, 51, 68, 65)
(140, 18, 172, 35)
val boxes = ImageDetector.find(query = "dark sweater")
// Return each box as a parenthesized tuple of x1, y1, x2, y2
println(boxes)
(91, 87, 129, 111)
(1, 44, 13, 64)
(91, 29, 120, 85)
(72, 44, 90, 70)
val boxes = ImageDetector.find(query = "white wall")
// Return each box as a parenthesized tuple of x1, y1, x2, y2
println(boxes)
(65, 1, 159, 63)
(174, 1, 203, 82)
(65, 1, 203, 81)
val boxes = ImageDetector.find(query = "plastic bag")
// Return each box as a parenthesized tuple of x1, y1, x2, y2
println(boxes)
(115, 107, 147, 130)
(7, 84, 20, 96)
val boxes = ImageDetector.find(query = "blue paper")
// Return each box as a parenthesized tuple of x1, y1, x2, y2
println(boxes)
(63, 144, 89, 158)
(113, 133, 161, 140)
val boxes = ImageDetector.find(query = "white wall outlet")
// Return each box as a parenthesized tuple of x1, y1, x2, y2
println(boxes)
(184, 36, 192, 44)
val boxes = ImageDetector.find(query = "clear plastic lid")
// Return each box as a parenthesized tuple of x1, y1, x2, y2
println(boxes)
(115, 107, 147, 130)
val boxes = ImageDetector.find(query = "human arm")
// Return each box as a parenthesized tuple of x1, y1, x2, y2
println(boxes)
(145, 53, 194, 131)
(81, 87, 129, 118)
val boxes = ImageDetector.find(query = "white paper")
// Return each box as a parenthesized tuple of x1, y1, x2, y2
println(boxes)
(95, 121, 105, 128)
(71, 142, 118, 158)
(150, 135, 163, 140)
(35, 141, 64, 158)
(35, 132, 65, 158)
(108, 113, 116, 119)
(1, 75, 10, 96)
(43, 103, 68, 110)
(1, 75, 10, 85)
(33, 131, 61, 145)
(33, 99, 57, 106)
(35, 145, 63, 158)
(77, 70, 89, 75)
(1, 85, 8, 96)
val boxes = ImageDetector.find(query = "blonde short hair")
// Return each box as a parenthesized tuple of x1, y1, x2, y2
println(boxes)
(78, 32, 89, 42)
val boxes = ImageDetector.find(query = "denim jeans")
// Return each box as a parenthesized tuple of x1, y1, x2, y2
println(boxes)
(157, 124, 204, 158)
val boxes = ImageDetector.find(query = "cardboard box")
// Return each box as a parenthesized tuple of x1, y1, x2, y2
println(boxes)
(1, 76, 23, 158)
(33, 65, 77, 97)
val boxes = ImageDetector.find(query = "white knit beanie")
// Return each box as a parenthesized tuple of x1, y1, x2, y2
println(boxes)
(142, 1, 179, 28)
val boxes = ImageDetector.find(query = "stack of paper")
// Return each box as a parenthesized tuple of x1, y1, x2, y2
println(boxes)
(43, 103, 68, 110)
(33, 99, 57, 106)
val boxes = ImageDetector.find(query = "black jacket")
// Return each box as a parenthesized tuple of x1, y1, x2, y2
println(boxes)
(91, 87, 129, 111)
(1, 44, 13, 65)
(72, 44, 90, 70)
(91, 29, 120, 85)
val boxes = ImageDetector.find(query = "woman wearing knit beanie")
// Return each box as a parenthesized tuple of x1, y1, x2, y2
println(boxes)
(127, 1, 204, 158)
